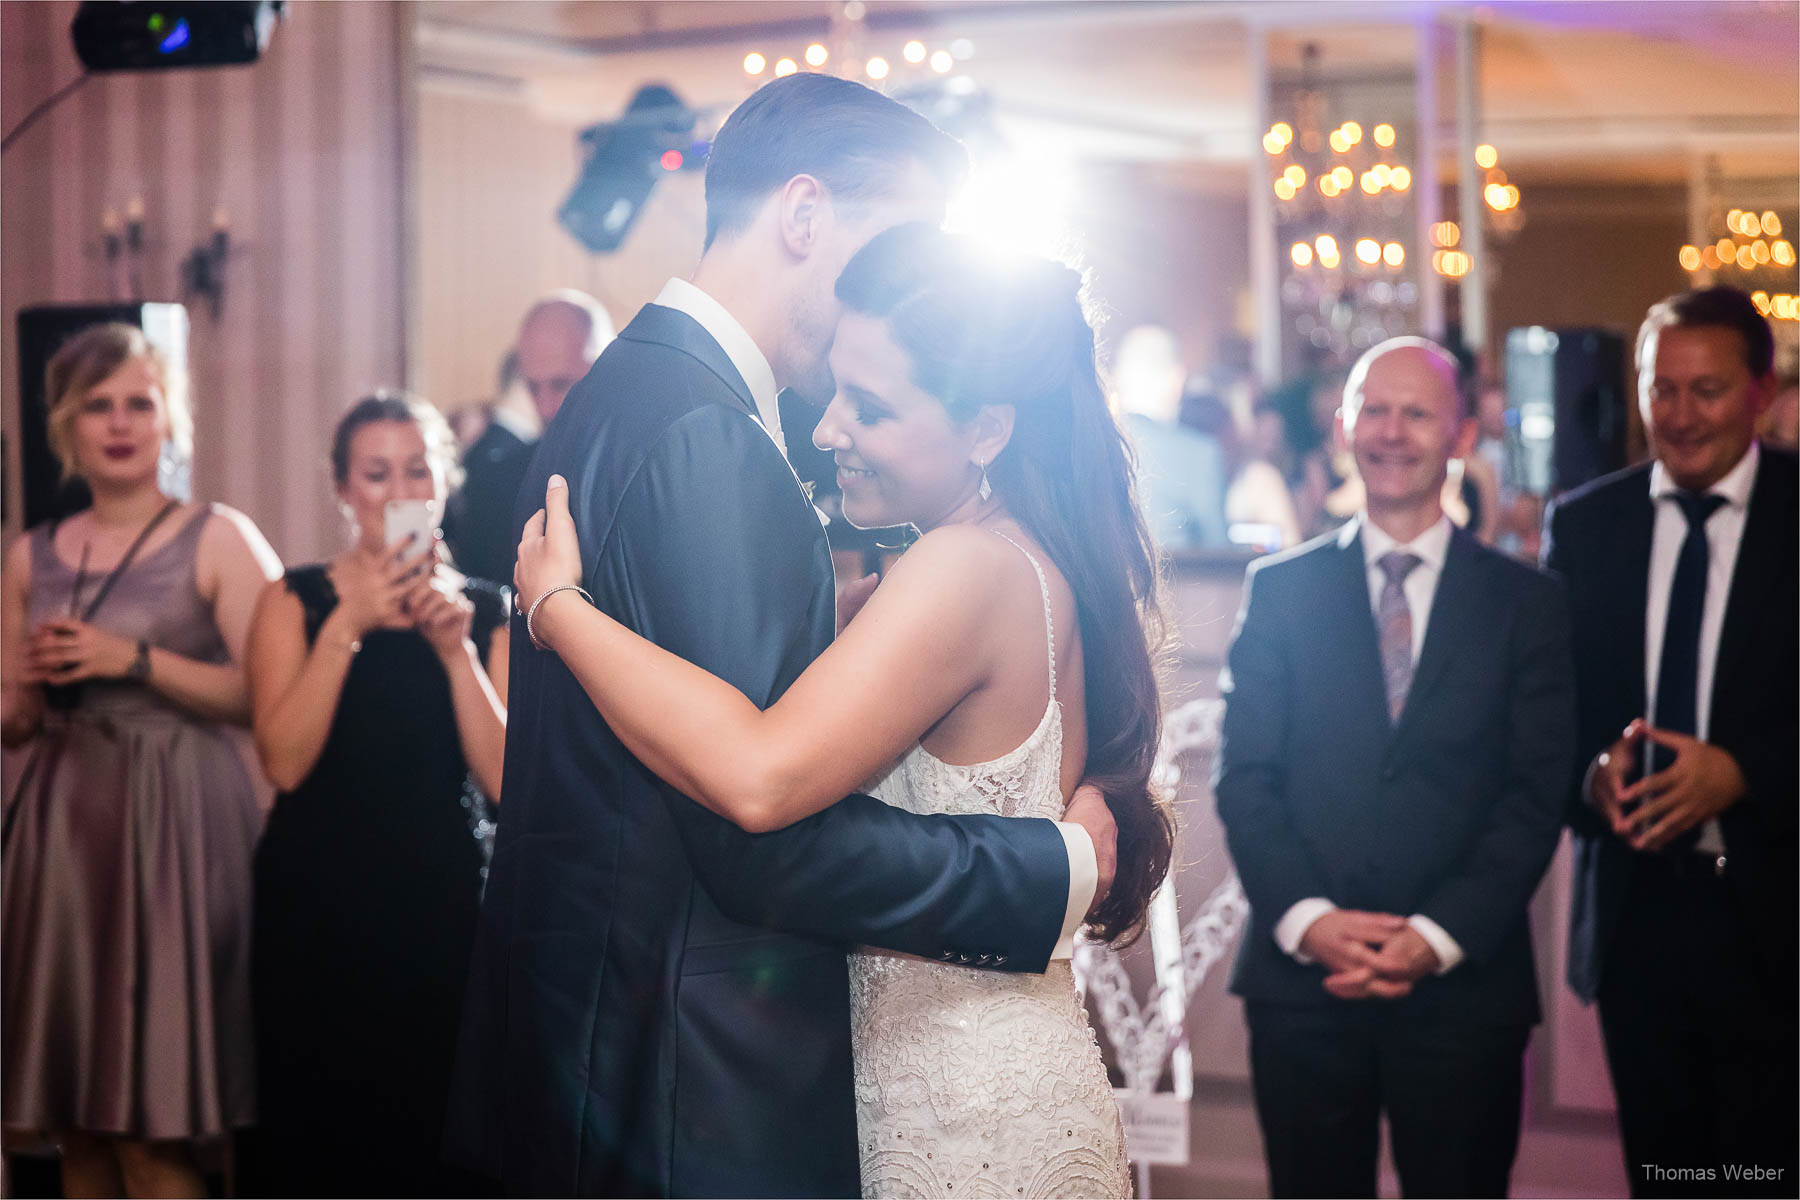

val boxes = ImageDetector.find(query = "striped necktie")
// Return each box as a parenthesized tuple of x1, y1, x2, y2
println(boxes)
(1378, 551, 1423, 722)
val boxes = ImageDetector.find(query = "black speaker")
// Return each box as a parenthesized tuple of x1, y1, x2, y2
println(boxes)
(557, 84, 703, 254)
(71, 1, 282, 73)
(1503, 326, 1628, 496)
(15, 302, 190, 528)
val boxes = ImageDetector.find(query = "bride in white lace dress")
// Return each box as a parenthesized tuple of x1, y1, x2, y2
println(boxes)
(514, 223, 1172, 1198)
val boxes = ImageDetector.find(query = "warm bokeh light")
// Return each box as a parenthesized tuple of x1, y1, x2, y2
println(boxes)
(1678, 245, 1702, 271)
(1736, 244, 1757, 270)
(1371, 164, 1393, 187)
(743, 52, 767, 76)
(865, 56, 889, 80)
(1762, 211, 1784, 237)
(1503, 184, 1520, 209)
(1315, 235, 1340, 268)
(1263, 132, 1286, 155)
(1332, 166, 1353, 188)
(1360, 171, 1381, 195)
(1319, 177, 1341, 198)
(1283, 164, 1307, 188)
(775, 57, 798, 77)
(1270, 122, 1293, 145)
(1752, 239, 1772, 264)
(1484, 183, 1519, 212)
(1355, 238, 1381, 265)
(1390, 166, 1412, 191)
(1373, 123, 1396, 148)
(1774, 240, 1796, 266)
(1273, 178, 1297, 201)
(805, 43, 828, 67)
(1717, 237, 1737, 260)
(1702, 246, 1723, 270)
(1475, 144, 1498, 169)
(903, 40, 927, 64)
(1431, 221, 1461, 248)
(929, 49, 953, 73)
(1383, 241, 1405, 268)
(1433, 249, 1472, 278)
(1329, 130, 1351, 154)
(1341, 121, 1363, 146)
(1291, 241, 1314, 268)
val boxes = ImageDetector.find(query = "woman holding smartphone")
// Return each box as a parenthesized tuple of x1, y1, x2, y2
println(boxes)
(244, 392, 506, 1196)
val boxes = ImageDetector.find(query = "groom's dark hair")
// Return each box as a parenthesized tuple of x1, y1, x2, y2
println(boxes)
(703, 73, 966, 250)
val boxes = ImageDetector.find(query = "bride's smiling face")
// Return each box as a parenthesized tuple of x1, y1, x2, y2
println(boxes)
(812, 313, 986, 531)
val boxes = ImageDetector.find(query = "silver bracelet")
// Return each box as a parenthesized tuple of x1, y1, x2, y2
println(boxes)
(526, 583, 593, 650)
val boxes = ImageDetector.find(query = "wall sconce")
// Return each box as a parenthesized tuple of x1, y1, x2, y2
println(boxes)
(182, 207, 231, 319)
(102, 196, 148, 300)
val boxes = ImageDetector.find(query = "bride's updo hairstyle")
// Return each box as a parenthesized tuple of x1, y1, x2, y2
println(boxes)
(835, 222, 1174, 945)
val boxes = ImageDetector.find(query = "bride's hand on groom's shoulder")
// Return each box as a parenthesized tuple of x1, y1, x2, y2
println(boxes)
(1063, 784, 1118, 915)
(515, 474, 585, 613)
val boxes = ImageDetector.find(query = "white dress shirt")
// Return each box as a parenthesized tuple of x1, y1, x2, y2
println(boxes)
(1643, 441, 1760, 856)
(652, 278, 1098, 956)
(1273, 513, 1465, 975)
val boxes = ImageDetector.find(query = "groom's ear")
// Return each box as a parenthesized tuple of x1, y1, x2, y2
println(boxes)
(777, 174, 825, 259)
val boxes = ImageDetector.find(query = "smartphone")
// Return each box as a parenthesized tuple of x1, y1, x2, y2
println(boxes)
(383, 498, 441, 561)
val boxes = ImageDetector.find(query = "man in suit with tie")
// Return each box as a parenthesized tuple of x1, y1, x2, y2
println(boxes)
(1217, 336, 1574, 1197)
(444, 291, 613, 584)
(446, 74, 1113, 1197)
(1544, 286, 1796, 1196)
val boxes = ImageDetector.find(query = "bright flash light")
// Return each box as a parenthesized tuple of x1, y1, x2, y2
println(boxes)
(903, 40, 927, 64)
(946, 150, 1076, 259)
(775, 57, 798, 77)
(743, 52, 767, 75)
(865, 56, 889, 80)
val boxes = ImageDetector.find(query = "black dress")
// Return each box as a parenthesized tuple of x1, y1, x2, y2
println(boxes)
(248, 566, 504, 1197)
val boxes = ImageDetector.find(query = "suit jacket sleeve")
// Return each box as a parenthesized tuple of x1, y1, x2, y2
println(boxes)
(1215, 560, 1336, 919)
(593, 405, 1072, 972)
(1542, 498, 1609, 839)
(1415, 573, 1576, 964)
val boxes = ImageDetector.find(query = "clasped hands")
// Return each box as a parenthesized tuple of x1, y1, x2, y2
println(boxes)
(1299, 911, 1440, 1001)
(1589, 718, 1745, 852)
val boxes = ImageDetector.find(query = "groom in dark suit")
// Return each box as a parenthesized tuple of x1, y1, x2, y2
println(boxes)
(1216, 337, 1574, 1197)
(447, 75, 1112, 1197)
(1544, 286, 1796, 1196)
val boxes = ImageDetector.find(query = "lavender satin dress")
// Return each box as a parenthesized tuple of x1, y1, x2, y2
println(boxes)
(2, 506, 260, 1140)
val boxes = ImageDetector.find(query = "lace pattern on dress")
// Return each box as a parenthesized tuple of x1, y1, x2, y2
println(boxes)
(849, 532, 1131, 1198)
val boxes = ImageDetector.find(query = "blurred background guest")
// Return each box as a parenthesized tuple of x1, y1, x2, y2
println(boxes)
(443, 290, 614, 585)
(1, 323, 281, 1197)
(244, 393, 507, 1196)
(1545, 286, 1796, 1197)
(1759, 368, 1798, 452)
(1223, 401, 1305, 551)
(1113, 324, 1228, 550)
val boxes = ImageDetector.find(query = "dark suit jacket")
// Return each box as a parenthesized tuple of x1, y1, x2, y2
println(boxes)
(1544, 448, 1798, 1004)
(1215, 522, 1575, 1025)
(444, 420, 535, 586)
(446, 304, 1073, 1198)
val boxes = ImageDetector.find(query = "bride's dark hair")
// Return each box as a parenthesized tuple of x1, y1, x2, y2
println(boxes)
(835, 223, 1174, 944)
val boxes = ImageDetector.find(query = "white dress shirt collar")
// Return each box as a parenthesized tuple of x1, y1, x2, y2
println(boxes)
(1648, 439, 1759, 511)
(653, 277, 785, 458)
(1343, 510, 1454, 573)
(487, 403, 537, 444)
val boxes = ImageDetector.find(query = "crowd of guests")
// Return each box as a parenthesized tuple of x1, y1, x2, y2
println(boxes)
(0, 269, 1792, 1199)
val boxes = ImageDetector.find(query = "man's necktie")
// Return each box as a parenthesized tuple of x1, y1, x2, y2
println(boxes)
(1652, 491, 1728, 786)
(1378, 551, 1422, 722)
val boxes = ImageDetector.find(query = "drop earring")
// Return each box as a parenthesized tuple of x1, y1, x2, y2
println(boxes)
(977, 458, 992, 502)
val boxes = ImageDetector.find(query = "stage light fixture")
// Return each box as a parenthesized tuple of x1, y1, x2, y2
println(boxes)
(72, 1, 282, 71)
(558, 84, 704, 254)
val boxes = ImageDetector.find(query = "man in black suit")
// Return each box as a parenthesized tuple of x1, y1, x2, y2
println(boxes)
(1544, 286, 1796, 1197)
(443, 290, 613, 584)
(1216, 337, 1574, 1198)
(446, 75, 1112, 1197)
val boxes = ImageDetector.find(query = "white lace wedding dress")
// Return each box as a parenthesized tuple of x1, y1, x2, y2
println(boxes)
(848, 533, 1132, 1199)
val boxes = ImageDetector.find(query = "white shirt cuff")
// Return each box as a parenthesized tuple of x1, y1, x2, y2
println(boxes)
(1051, 821, 1098, 961)
(1407, 914, 1464, 974)
(1274, 898, 1338, 963)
